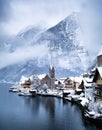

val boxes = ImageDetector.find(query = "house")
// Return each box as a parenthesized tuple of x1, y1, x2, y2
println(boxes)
(21, 78, 32, 88)
(41, 66, 55, 89)
(93, 67, 102, 103)
(92, 52, 102, 103)
(20, 75, 40, 89)
(78, 80, 84, 90)
(63, 77, 83, 90)
(74, 80, 84, 95)
(55, 80, 64, 89)
(64, 78, 74, 89)
(63, 78, 75, 97)
(86, 52, 102, 103)
(82, 75, 95, 101)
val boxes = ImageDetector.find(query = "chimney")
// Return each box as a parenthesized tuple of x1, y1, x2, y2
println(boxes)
(97, 55, 102, 67)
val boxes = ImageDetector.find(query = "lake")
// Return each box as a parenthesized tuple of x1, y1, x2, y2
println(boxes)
(0, 83, 101, 130)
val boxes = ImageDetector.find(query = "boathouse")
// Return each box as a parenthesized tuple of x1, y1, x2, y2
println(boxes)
(21, 78, 32, 88)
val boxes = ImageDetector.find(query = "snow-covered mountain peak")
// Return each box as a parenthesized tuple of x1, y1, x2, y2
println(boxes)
(0, 12, 93, 81)
(17, 25, 46, 37)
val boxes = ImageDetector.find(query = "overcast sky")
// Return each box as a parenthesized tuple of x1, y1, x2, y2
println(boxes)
(0, 0, 102, 45)
(0, 0, 83, 35)
(0, 0, 102, 69)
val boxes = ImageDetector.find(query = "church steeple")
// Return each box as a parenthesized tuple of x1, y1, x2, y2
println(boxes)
(49, 66, 55, 89)
(49, 66, 55, 78)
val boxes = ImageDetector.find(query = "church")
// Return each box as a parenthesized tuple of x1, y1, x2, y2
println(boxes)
(41, 66, 55, 89)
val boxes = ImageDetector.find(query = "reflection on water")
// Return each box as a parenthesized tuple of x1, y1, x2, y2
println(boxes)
(0, 83, 101, 130)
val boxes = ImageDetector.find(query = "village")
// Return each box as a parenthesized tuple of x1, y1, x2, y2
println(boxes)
(9, 53, 102, 124)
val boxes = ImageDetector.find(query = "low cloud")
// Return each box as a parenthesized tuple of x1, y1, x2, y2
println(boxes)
(78, 0, 102, 55)
(0, 44, 49, 69)
(0, 0, 81, 35)
(0, 0, 102, 70)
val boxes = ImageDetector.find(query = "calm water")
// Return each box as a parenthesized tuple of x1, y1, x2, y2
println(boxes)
(0, 83, 101, 130)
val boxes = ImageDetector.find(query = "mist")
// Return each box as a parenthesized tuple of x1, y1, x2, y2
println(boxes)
(0, 0, 102, 69)
(79, 0, 102, 55)
(0, 44, 49, 69)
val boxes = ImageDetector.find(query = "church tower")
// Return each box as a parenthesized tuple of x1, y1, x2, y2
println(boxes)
(49, 66, 55, 88)
(49, 66, 55, 78)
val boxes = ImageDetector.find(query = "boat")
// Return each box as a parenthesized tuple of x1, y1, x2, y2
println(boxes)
(64, 96, 72, 102)
(29, 89, 37, 96)
(83, 109, 102, 124)
(18, 91, 32, 96)
(9, 87, 19, 92)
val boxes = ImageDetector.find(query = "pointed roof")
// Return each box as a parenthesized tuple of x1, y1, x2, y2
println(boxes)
(49, 65, 55, 70)
(78, 80, 84, 89)
(42, 74, 51, 80)
(97, 67, 102, 77)
(93, 67, 102, 82)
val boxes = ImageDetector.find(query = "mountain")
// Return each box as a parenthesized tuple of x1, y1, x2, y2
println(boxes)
(35, 12, 90, 72)
(0, 13, 92, 82)
(9, 25, 46, 52)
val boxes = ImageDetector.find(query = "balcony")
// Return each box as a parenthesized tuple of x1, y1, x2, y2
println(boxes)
(95, 85, 102, 89)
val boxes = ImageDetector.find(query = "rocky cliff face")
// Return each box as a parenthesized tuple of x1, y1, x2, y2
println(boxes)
(0, 13, 92, 82)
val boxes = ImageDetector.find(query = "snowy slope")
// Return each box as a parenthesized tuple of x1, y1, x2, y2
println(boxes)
(36, 12, 90, 71)
(0, 13, 92, 81)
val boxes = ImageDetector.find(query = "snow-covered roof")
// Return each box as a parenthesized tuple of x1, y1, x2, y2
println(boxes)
(84, 82, 93, 87)
(70, 76, 83, 84)
(76, 88, 83, 91)
(63, 89, 74, 93)
(55, 81, 58, 85)
(30, 74, 40, 81)
(19, 76, 29, 84)
(84, 77, 93, 83)
(91, 67, 96, 72)
(97, 67, 102, 78)
(38, 74, 46, 80)
(59, 76, 83, 85)
(58, 79, 65, 84)
(97, 52, 102, 57)
(55, 80, 64, 85)
(83, 77, 94, 87)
